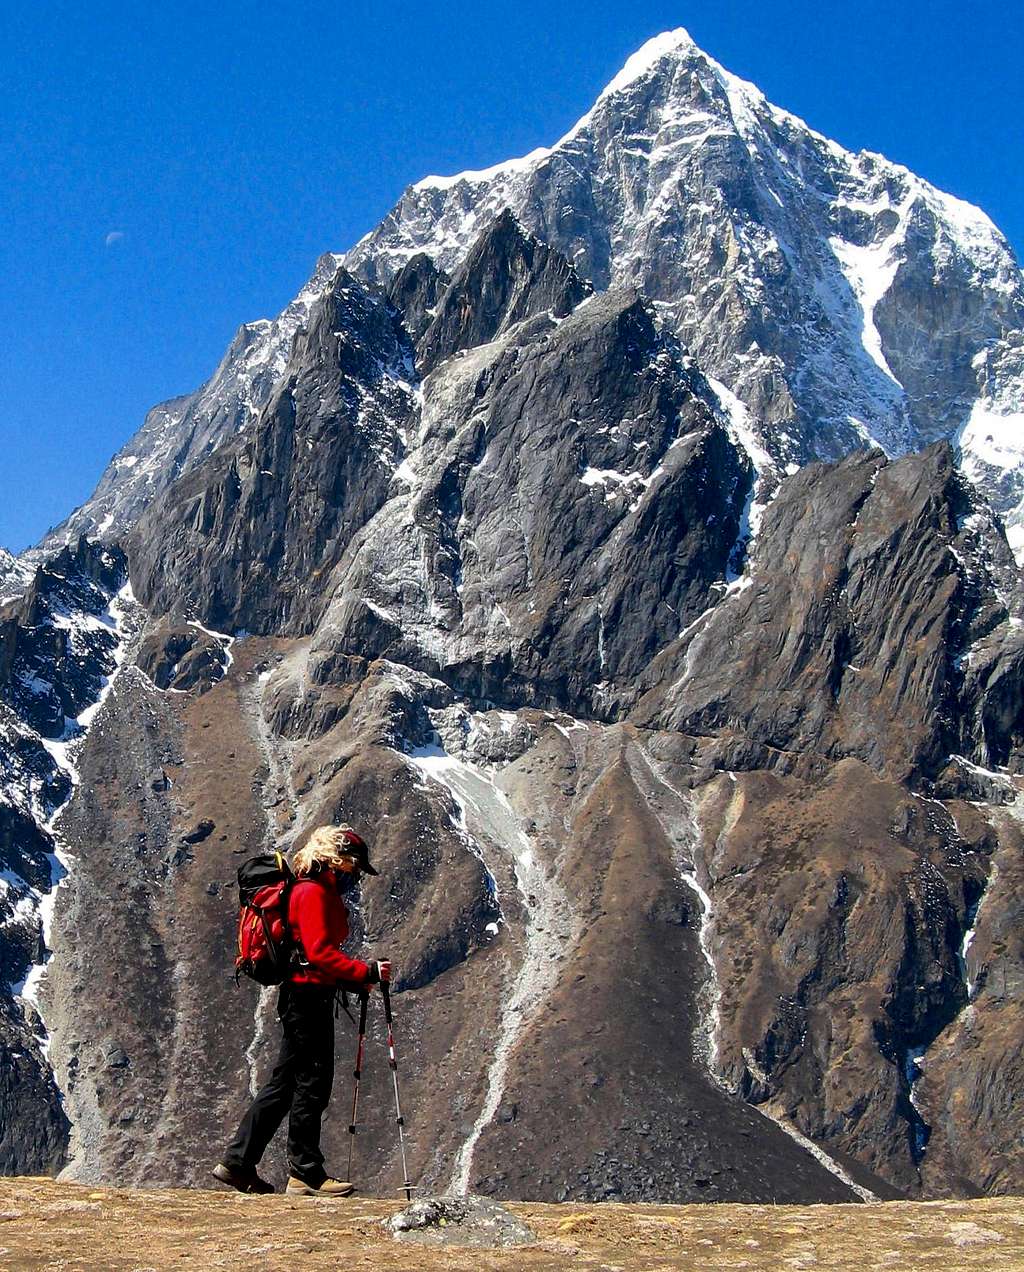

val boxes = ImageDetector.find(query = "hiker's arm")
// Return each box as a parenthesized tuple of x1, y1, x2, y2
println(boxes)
(293, 886, 372, 984)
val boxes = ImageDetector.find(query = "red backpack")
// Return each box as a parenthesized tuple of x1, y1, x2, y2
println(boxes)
(235, 851, 295, 984)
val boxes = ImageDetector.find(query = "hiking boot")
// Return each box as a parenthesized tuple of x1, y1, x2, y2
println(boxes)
(212, 1162, 275, 1194)
(285, 1175, 355, 1197)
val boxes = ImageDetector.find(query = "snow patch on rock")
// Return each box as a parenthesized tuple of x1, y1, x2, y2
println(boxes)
(754, 1105, 879, 1203)
(12, 583, 139, 1061)
(406, 729, 576, 1194)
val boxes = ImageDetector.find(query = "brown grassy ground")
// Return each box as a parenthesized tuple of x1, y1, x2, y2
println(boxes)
(0, 1179, 1021, 1270)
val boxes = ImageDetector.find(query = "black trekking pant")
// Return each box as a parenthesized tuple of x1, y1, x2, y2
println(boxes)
(223, 982, 335, 1185)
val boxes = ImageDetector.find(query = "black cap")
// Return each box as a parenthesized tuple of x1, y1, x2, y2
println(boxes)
(338, 827, 378, 876)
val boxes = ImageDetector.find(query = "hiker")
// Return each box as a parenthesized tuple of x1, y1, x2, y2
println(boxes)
(214, 825, 390, 1196)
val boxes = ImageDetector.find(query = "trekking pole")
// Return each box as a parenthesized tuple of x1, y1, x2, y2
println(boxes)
(380, 980, 413, 1201)
(346, 989, 369, 1182)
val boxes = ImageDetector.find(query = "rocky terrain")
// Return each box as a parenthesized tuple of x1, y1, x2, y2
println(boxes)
(1, 28, 1023, 1213)
(0, 1179, 1022, 1271)
(0, 539, 131, 1173)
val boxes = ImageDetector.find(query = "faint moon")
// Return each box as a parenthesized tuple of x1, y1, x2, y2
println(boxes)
(105, 231, 124, 247)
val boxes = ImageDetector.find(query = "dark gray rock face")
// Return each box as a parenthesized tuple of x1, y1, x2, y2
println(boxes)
(125, 224, 749, 721)
(135, 622, 229, 694)
(313, 283, 748, 717)
(0, 539, 126, 737)
(634, 444, 1024, 783)
(386, 254, 450, 345)
(0, 1001, 69, 1175)
(128, 269, 416, 635)
(0, 782, 71, 1176)
(416, 210, 591, 372)
(0, 538, 129, 1176)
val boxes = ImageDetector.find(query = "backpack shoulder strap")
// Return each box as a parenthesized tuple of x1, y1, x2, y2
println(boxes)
(282, 862, 309, 971)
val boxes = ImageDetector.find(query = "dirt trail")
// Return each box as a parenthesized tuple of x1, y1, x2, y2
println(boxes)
(0, 1180, 1021, 1271)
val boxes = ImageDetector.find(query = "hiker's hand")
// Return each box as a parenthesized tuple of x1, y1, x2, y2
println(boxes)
(367, 959, 391, 986)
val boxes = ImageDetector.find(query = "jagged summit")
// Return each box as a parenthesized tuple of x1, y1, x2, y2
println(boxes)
(349, 29, 1024, 550)
(407, 26, 836, 193)
(599, 27, 700, 94)
(415, 209, 592, 372)
(408, 28, 705, 192)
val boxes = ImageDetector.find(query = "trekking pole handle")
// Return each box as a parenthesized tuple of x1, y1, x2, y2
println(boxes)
(380, 979, 394, 1024)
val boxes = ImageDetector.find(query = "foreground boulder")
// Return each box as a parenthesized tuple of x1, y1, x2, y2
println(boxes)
(386, 1194, 536, 1246)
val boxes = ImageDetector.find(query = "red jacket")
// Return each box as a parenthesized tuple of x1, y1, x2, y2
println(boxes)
(288, 872, 372, 987)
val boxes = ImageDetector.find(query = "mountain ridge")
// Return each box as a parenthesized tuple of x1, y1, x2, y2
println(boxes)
(26, 28, 1024, 568)
(0, 29, 1022, 1207)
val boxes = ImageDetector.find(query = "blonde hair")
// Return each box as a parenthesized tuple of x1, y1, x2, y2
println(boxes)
(292, 824, 360, 877)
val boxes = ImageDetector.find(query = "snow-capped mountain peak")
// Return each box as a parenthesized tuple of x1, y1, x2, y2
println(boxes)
(406, 27, 705, 194)
(37, 28, 1024, 561)
(599, 26, 700, 95)
(346, 30, 1024, 552)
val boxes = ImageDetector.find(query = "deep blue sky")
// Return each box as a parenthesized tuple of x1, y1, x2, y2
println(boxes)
(2, 0, 1022, 552)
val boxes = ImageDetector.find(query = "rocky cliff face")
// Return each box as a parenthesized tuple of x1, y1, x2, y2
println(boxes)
(415, 208, 592, 373)
(634, 443, 1024, 782)
(0, 538, 130, 1173)
(2, 28, 1023, 1209)
(309, 224, 749, 720)
(127, 269, 416, 635)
